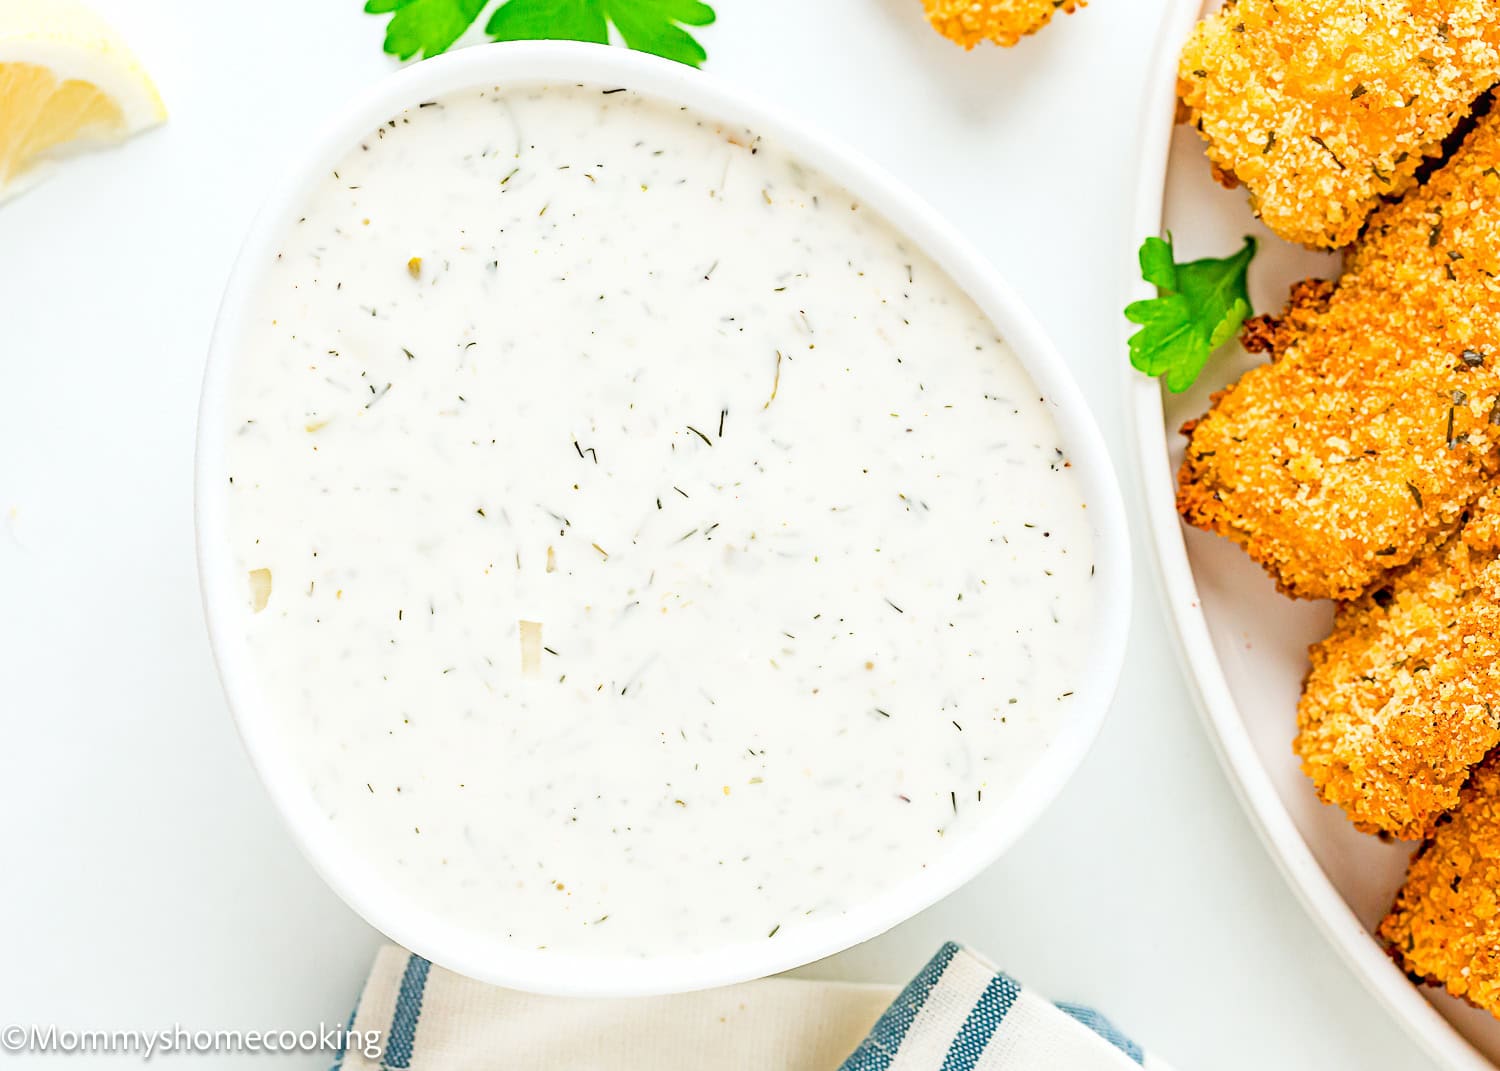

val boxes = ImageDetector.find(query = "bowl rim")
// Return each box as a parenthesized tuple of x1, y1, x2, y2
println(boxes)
(195, 39, 1132, 998)
(1125, 2, 1494, 1068)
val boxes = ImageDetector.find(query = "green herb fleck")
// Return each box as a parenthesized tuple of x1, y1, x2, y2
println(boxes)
(1125, 233, 1257, 393)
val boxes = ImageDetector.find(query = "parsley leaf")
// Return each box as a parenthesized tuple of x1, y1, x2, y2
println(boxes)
(364, 0, 716, 67)
(1125, 234, 1257, 393)
(485, 0, 608, 46)
(600, 0, 715, 67)
(487, 0, 714, 67)
(364, 0, 490, 60)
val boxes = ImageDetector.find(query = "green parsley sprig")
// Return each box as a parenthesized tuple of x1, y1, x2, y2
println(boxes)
(364, 0, 716, 66)
(1125, 233, 1257, 393)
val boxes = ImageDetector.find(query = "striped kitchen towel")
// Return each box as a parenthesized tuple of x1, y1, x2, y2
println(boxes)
(334, 942, 1169, 1070)
(838, 942, 1171, 1070)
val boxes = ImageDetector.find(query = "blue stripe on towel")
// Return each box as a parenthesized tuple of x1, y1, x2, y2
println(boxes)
(328, 996, 360, 1071)
(1055, 1002, 1145, 1064)
(838, 941, 961, 1071)
(383, 954, 432, 1069)
(938, 971, 1022, 1071)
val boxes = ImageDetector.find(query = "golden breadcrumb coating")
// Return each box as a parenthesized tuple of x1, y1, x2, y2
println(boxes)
(1178, 0, 1500, 249)
(1381, 754, 1500, 1015)
(1296, 501, 1500, 839)
(922, 0, 1084, 48)
(1177, 110, 1500, 601)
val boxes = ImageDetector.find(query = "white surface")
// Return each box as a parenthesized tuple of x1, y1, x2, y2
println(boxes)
(1129, 3, 1499, 1068)
(198, 45, 1129, 996)
(0, 1, 1441, 1068)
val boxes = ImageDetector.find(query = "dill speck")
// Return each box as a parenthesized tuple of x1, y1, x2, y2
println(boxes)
(1309, 134, 1345, 170)
(764, 350, 783, 409)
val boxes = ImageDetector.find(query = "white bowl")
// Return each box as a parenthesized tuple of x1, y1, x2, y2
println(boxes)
(196, 41, 1132, 997)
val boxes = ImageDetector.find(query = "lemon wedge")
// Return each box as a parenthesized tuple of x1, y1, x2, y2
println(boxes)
(0, 0, 165, 203)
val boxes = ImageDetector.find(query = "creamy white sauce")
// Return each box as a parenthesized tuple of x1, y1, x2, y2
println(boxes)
(223, 84, 1096, 957)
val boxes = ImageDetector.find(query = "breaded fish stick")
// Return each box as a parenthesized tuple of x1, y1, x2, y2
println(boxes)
(1296, 501, 1500, 839)
(1380, 754, 1500, 1015)
(1179, 0, 1500, 249)
(1177, 110, 1500, 601)
(922, 0, 1084, 49)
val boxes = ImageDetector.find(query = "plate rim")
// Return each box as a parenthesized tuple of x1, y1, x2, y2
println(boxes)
(1126, 3, 1494, 1068)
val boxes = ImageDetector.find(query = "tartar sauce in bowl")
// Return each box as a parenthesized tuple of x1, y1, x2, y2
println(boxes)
(197, 44, 1128, 995)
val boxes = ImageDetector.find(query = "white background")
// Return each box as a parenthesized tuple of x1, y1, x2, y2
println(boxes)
(0, 1, 1439, 1067)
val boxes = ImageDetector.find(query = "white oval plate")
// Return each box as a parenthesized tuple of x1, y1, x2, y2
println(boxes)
(1128, 3, 1500, 1068)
